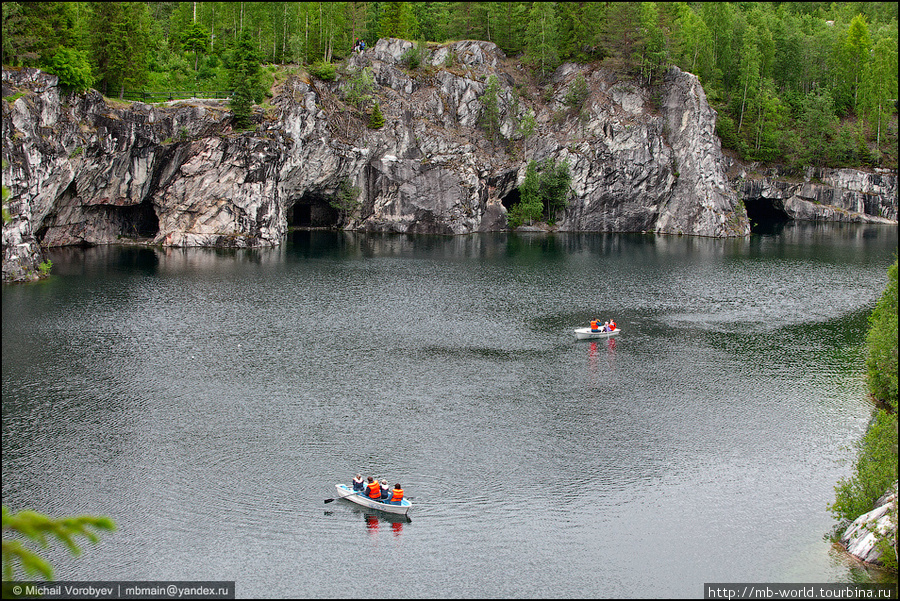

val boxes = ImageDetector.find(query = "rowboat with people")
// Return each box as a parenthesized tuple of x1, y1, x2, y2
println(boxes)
(331, 483, 412, 516)
(574, 326, 621, 340)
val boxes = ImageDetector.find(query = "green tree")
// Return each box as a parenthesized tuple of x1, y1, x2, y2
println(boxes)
(637, 2, 666, 85)
(508, 158, 572, 227)
(368, 101, 385, 129)
(379, 2, 418, 40)
(517, 109, 537, 162)
(829, 261, 898, 569)
(672, 2, 714, 82)
(508, 161, 544, 228)
(834, 14, 872, 115)
(540, 157, 572, 222)
(866, 259, 898, 408)
(797, 89, 837, 168)
(479, 74, 502, 146)
(859, 36, 898, 159)
(91, 2, 151, 99)
(183, 20, 210, 72)
(525, 1, 560, 80)
(563, 74, 589, 111)
(342, 66, 374, 108)
(229, 30, 264, 128)
(46, 46, 94, 93)
(2, 505, 115, 584)
(329, 179, 362, 227)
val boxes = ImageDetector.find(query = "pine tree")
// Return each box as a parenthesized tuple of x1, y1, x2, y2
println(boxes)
(369, 101, 385, 129)
(479, 75, 502, 146)
(229, 30, 263, 128)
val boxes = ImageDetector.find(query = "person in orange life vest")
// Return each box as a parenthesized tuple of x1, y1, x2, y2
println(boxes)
(591, 319, 600, 332)
(609, 319, 616, 331)
(389, 484, 404, 504)
(366, 476, 380, 499)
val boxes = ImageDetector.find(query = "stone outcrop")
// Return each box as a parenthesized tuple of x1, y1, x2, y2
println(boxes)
(729, 161, 898, 224)
(2, 39, 895, 282)
(839, 481, 898, 568)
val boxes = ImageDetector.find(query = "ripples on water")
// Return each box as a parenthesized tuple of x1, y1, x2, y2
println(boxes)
(2, 224, 897, 597)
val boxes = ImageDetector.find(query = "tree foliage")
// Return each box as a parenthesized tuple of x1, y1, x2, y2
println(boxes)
(479, 74, 502, 146)
(228, 30, 264, 128)
(866, 259, 898, 409)
(368, 101, 384, 129)
(508, 158, 572, 227)
(1, 505, 115, 583)
(46, 46, 94, 93)
(829, 259, 898, 567)
(329, 178, 362, 226)
(1, 2, 896, 168)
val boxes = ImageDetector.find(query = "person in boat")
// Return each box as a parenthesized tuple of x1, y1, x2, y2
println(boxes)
(380, 479, 392, 502)
(352, 473, 365, 492)
(591, 319, 600, 332)
(389, 483, 404, 504)
(609, 319, 616, 331)
(365, 476, 381, 500)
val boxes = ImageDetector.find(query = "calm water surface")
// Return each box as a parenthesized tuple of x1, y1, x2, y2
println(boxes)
(2, 223, 897, 598)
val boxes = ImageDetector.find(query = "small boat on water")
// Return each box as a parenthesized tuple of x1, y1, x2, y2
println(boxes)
(574, 327, 621, 340)
(334, 484, 412, 516)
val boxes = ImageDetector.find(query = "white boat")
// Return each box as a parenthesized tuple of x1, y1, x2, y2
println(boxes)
(334, 484, 412, 516)
(574, 327, 621, 340)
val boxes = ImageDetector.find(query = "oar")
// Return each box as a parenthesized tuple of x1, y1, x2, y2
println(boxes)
(324, 490, 357, 504)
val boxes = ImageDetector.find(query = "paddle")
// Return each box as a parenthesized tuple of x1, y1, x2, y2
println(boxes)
(325, 490, 356, 504)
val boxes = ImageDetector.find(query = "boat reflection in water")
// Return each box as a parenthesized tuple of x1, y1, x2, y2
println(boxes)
(587, 338, 617, 385)
(365, 512, 407, 536)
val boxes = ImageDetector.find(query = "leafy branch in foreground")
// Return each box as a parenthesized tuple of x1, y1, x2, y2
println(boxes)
(2, 505, 115, 582)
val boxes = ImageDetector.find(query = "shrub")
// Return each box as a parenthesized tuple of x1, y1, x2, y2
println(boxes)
(368, 102, 384, 129)
(46, 47, 94, 93)
(829, 259, 899, 567)
(508, 158, 572, 227)
(564, 74, 589, 109)
(401, 41, 427, 70)
(866, 259, 898, 409)
(309, 61, 336, 81)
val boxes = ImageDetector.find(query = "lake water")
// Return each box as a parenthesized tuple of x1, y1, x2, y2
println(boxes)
(2, 223, 897, 598)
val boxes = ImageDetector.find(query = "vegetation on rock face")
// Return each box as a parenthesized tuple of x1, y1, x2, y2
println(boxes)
(829, 258, 898, 570)
(1, 2, 895, 167)
(368, 101, 384, 129)
(508, 158, 572, 228)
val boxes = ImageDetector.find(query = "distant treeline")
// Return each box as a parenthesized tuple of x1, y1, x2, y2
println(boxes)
(2, 2, 897, 168)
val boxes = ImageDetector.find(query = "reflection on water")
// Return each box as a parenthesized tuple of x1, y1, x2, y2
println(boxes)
(2, 223, 898, 596)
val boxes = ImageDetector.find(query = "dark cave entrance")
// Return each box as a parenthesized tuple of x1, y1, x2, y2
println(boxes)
(501, 188, 521, 212)
(287, 192, 340, 228)
(744, 197, 791, 234)
(119, 199, 160, 239)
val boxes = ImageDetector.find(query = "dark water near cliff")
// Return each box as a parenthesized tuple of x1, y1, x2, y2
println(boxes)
(2, 223, 897, 598)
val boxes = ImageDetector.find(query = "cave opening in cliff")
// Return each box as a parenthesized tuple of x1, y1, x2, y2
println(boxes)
(287, 193, 339, 228)
(120, 199, 160, 239)
(501, 188, 521, 211)
(744, 197, 791, 234)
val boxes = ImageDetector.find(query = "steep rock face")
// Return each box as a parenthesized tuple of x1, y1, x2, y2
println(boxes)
(3, 67, 289, 280)
(10, 39, 889, 283)
(730, 161, 898, 224)
(656, 67, 747, 236)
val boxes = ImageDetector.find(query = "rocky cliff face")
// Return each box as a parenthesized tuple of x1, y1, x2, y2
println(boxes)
(729, 160, 897, 225)
(2, 39, 893, 282)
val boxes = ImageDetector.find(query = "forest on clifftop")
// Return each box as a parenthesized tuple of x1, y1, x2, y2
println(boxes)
(2, 2, 898, 169)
